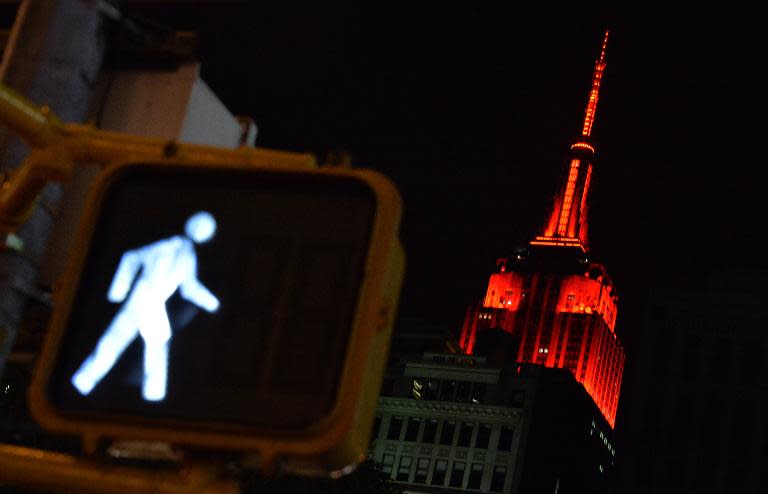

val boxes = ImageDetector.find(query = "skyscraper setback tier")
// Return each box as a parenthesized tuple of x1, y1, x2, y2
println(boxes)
(458, 30, 625, 428)
(459, 249, 624, 427)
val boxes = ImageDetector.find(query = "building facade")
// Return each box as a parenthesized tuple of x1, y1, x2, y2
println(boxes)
(371, 29, 626, 493)
(371, 354, 616, 493)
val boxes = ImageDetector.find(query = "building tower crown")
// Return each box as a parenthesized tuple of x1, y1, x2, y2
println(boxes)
(532, 29, 609, 252)
(460, 30, 624, 429)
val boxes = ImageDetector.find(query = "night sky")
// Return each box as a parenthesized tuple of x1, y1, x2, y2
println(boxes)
(0, 2, 762, 490)
(129, 1, 764, 458)
(122, 6, 764, 344)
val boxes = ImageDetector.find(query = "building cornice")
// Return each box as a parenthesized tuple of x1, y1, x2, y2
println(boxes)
(378, 397, 523, 421)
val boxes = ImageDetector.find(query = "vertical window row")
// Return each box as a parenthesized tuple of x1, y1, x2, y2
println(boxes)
(432, 460, 448, 486)
(404, 417, 421, 441)
(476, 423, 492, 449)
(449, 461, 466, 487)
(467, 463, 484, 489)
(440, 421, 456, 446)
(381, 454, 395, 475)
(498, 425, 515, 451)
(387, 416, 403, 440)
(396, 456, 412, 481)
(422, 419, 438, 443)
(490, 465, 507, 492)
(457, 422, 474, 447)
(413, 458, 430, 483)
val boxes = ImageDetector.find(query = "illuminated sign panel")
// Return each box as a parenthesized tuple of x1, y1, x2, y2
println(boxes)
(32, 162, 402, 445)
(71, 211, 220, 403)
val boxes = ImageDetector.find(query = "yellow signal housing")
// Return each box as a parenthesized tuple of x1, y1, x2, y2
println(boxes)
(29, 158, 405, 476)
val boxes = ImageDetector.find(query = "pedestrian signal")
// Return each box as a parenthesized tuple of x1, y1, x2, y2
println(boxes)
(29, 160, 404, 474)
(70, 210, 221, 403)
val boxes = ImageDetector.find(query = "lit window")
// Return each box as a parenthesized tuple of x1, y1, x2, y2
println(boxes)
(411, 379, 424, 396)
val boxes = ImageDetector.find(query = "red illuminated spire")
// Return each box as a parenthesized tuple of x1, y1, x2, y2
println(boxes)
(533, 30, 609, 251)
(582, 29, 609, 137)
(460, 30, 624, 429)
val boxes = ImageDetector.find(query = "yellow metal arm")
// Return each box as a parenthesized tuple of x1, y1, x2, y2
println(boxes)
(0, 83, 65, 148)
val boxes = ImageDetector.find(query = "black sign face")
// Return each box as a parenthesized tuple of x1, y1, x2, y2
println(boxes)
(47, 164, 375, 429)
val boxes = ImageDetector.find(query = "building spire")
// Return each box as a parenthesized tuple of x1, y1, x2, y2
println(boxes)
(532, 29, 610, 251)
(581, 29, 609, 137)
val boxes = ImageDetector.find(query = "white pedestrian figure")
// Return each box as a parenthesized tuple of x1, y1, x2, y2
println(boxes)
(71, 211, 220, 402)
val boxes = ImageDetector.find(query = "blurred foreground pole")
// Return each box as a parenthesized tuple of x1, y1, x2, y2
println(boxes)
(0, 0, 113, 379)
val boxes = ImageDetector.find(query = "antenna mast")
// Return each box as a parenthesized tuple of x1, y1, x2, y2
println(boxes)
(581, 29, 609, 137)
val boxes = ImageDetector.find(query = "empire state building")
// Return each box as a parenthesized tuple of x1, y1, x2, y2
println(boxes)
(458, 30, 625, 428)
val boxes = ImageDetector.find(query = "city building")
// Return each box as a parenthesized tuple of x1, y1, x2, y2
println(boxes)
(457, 30, 624, 428)
(369, 28, 625, 494)
(371, 350, 616, 493)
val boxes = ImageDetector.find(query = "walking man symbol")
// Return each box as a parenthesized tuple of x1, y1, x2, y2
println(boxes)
(71, 211, 220, 402)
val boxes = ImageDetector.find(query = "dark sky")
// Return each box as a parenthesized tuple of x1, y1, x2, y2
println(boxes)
(126, 5, 764, 342)
(0, 3, 761, 489)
